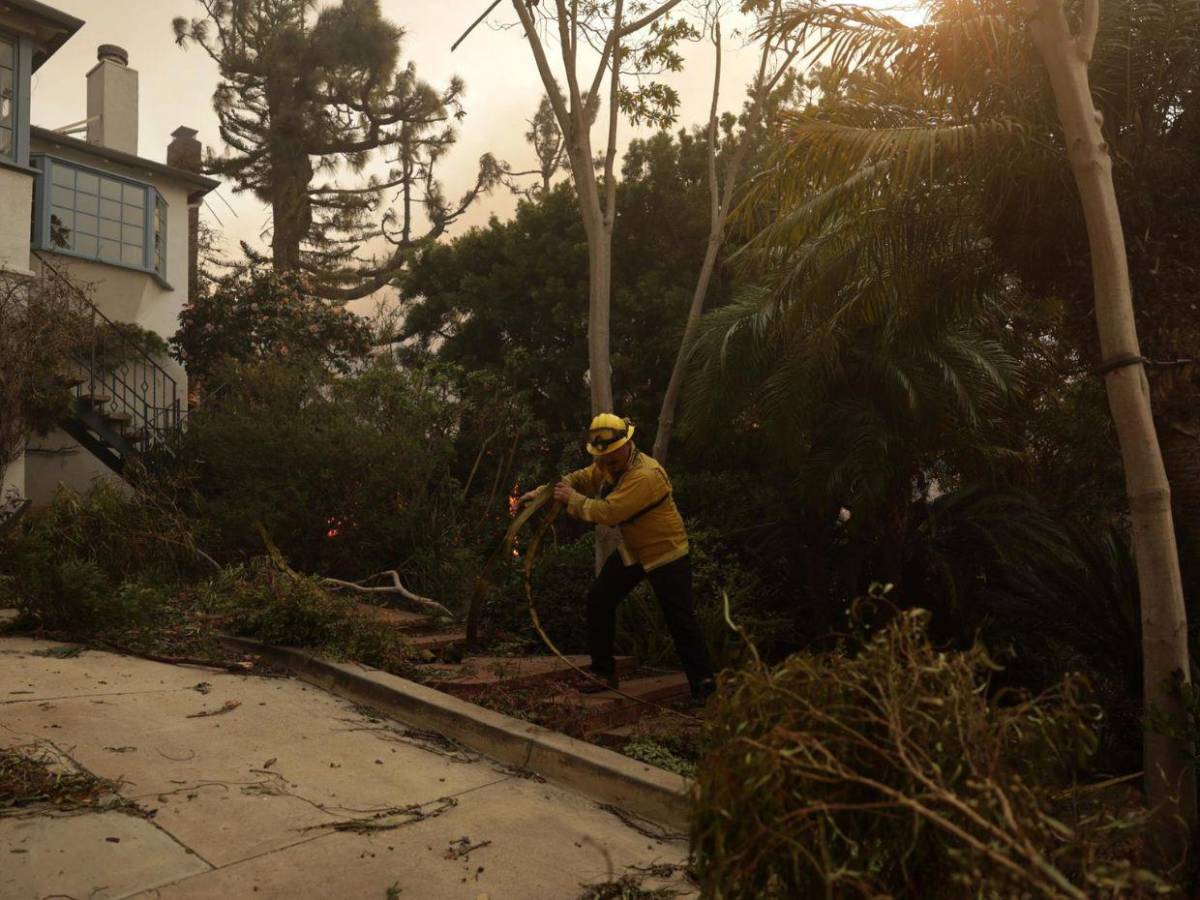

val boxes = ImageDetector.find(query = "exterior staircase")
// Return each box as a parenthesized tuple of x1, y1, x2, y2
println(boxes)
(355, 601, 696, 742)
(36, 253, 181, 474)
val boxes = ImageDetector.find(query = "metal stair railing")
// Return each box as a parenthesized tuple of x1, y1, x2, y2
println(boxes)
(34, 252, 181, 453)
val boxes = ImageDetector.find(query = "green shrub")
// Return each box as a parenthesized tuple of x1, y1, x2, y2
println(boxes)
(0, 483, 199, 632)
(692, 609, 1169, 898)
(171, 357, 464, 588)
(212, 560, 414, 675)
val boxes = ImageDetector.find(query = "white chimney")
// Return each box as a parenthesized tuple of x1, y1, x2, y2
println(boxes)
(86, 45, 138, 155)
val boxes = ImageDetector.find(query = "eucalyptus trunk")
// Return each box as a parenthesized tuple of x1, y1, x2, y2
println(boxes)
(1161, 415, 1200, 581)
(1028, 0, 1196, 853)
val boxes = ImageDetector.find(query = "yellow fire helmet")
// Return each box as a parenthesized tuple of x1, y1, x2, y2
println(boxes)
(586, 413, 635, 457)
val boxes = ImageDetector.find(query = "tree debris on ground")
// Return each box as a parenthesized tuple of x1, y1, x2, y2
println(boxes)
(185, 699, 241, 719)
(0, 743, 143, 819)
(306, 796, 460, 834)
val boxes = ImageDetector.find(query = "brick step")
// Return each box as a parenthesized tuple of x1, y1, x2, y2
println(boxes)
(589, 713, 705, 748)
(354, 602, 431, 630)
(547, 672, 692, 732)
(407, 631, 467, 652)
(420, 655, 636, 697)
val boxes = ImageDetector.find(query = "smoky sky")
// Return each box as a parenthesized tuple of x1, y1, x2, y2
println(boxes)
(31, 1, 770, 287)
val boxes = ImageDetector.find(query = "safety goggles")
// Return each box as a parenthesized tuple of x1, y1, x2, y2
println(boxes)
(587, 426, 628, 451)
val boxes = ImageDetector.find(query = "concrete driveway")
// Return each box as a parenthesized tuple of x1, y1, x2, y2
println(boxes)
(0, 637, 693, 899)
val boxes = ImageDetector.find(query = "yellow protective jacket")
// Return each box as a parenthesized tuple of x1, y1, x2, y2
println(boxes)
(563, 449, 689, 572)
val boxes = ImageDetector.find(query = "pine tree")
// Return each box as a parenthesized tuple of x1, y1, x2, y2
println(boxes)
(174, 0, 498, 300)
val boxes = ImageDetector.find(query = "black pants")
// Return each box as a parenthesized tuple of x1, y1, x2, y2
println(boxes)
(587, 551, 715, 693)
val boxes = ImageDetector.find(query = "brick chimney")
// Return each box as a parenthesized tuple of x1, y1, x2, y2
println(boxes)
(86, 45, 138, 155)
(168, 127, 203, 298)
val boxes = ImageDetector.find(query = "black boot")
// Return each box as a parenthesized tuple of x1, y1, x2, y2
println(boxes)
(579, 670, 619, 693)
(687, 677, 716, 708)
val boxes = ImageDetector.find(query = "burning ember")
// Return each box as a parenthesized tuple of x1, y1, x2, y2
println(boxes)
(326, 515, 355, 539)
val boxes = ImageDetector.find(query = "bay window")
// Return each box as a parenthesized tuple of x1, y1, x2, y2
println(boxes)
(32, 156, 169, 283)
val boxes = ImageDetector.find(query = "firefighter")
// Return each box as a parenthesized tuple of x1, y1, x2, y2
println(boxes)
(520, 414, 716, 702)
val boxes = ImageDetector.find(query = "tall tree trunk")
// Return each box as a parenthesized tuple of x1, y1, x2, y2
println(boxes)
(586, 225, 615, 414)
(653, 21, 725, 463)
(1161, 413, 1200, 581)
(1028, 0, 1196, 855)
(652, 4, 797, 463)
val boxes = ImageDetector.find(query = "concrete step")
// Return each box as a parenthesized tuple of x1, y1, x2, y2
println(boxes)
(420, 655, 636, 697)
(103, 411, 132, 427)
(78, 392, 112, 407)
(547, 672, 692, 732)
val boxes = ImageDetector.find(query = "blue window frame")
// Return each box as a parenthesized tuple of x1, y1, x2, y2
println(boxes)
(0, 30, 32, 166)
(32, 155, 169, 284)
(0, 36, 14, 160)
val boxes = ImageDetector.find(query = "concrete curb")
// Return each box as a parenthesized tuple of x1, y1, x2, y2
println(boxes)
(219, 636, 692, 831)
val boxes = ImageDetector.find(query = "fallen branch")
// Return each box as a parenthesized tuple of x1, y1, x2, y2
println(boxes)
(303, 796, 459, 833)
(186, 699, 241, 719)
(254, 522, 454, 620)
(93, 639, 255, 674)
(0, 499, 30, 540)
(322, 571, 454, 619)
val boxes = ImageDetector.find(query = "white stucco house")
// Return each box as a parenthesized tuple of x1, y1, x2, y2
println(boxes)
(0, 0, 218, 507)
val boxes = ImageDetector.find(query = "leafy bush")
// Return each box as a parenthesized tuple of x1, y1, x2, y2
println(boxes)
(210, 560, 414, 674)
(170, 267, 372, 388)
(913, 486, 1146, 769)
(171, 357, 465, 588)
(1, 482, 204, 631)
(692, 610, 1169, 898)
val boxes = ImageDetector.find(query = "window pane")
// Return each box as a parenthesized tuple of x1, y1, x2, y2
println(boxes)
(121, 204, 144, 226)
(99, 198, 121, 221)
(98, 239, 120, 261)
(98, 218, 121, 240)
(121, 244, 143, 266)
(50, 207, 74, 231)
(76, 171, 100, 195)
(0, 69, 12, 128)
(75, 234, 98, 257)
(76, 213, 98, 235)
(76, 193, 99, 215)
(52, 165, 75, 188)
(0, 39, 13, 70)
(122, 184, 145, 208)
(50, 185, 74, 207)
(121, 223, 142, 244)
(49, 212, 73, 249)
(100, 178, 122, 201)
(0, 126, 10, 157)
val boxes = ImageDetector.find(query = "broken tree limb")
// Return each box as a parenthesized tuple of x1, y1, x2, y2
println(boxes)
(0, 498, 30, 540)
(256, 522, 454, 619)
(321, 572, 454, 619)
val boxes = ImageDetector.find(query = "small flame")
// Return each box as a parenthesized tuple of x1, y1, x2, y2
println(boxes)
(326, 515, 355, 540)
(508, 482, 521, 516)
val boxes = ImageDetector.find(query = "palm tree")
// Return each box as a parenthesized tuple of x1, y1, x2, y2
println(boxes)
(747, 0, 1198, 851)
(686, 182, 1023, 585)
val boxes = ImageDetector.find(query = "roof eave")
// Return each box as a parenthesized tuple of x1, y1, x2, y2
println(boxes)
(2, 0, 85, 70)
(30, 126, 220, 196)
